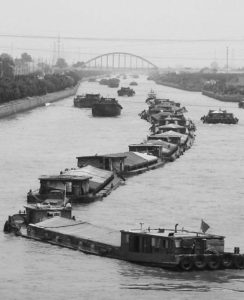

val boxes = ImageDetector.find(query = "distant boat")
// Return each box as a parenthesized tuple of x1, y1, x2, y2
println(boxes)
(92, 97, 123, 117)
(117, 87, 135, 97)
(201, 109, 239, 124)
(45, 103, 51, 106)
(74, 93, 101, 108)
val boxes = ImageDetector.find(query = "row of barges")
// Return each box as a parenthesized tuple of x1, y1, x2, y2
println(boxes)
(4, 86, 243, 271)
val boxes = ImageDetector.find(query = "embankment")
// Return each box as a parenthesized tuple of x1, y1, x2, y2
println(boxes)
(155, 81, 201, 92)
(202, 90, 244, 103)
(0, 84, 79, 119)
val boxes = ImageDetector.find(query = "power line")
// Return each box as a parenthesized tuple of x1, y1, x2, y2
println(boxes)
(1, 33, 244, 43)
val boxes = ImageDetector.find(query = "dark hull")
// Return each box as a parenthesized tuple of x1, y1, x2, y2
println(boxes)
(92, 104, 122, 117)
(202, 118, 238, 124)
(74, 99, 98, 108)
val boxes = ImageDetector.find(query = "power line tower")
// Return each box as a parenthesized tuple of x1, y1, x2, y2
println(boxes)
(57, 35, 61, 59)
(226, 46, 229, 73)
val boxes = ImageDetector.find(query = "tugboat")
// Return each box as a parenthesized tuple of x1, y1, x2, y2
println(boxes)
(117, 87, 135, 97)
(74, 93, 101, 108)
(146, 89, 157, 103)
(201, 109, 238, 124)
(239, 100, 244, 108)
(92, 97, 123, 117)
(3, 200, 72, 235)
(15, 219, 244, 271)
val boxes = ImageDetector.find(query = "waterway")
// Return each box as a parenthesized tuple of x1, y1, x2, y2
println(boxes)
(0, 76, 244, 300)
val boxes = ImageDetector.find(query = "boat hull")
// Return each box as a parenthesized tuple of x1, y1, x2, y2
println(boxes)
(92, 104, 122, 117)
(25, 218, 244, 271)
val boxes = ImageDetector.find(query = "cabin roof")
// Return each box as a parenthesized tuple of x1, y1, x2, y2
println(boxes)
(24, 203, 69, 211)
(64, 166, 113, 184)
(151, 131, 187, 138)
(39, 175, 91, 182)
(122, 229, 224, 240)
(76, 154, 127, 159)
(159, 124, 185, 129)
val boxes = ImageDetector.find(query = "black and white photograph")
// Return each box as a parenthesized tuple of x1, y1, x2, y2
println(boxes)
(0, 0, 244, 299)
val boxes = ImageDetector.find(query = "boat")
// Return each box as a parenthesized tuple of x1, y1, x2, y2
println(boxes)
(77, 151, 164, 177)
(108, 78, 120, 88)
(74, 93, 101, 108)
(129, 81, 138, 86)
(27, 165, 116, 204)
(201, 109, 239, 124)
(92, 97, 123, 117)
(15, 217, 244, 271)
(239, 100, 244, 108)
(146, 89, 157, 103)
(3, 200, 72, 235)
(117, 87, 135, 97)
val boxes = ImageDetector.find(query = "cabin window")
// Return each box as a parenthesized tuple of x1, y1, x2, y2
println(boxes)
(161, 239, 170, 249)
(129, 235, 140, 252)
(152, 238, 161, 252)
(66, 182, 72, 193)
(47, 211, 61, 217)
(142, 237, 152, 253)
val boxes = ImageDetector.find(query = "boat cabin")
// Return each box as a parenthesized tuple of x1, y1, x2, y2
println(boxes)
(77, 154, 126, 173)
(24, 202, 72, 224)
(128, 143, 164, 158)
(157, 124, 187, 134)
(120, 227, 225, 260)
(148, 133, 182, 145)
(28, 174, 91, 203)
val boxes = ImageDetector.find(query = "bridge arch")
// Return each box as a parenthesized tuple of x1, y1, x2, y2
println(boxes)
(85, 52, 158, 70)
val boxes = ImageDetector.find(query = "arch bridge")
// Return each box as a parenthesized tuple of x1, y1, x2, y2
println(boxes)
(85, 52, 158, 72)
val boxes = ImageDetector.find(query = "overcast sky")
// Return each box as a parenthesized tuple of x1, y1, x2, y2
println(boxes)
(1, 0, 244, 40)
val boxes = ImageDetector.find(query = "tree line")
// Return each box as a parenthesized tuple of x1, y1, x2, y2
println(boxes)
(0, 53, 80, 105)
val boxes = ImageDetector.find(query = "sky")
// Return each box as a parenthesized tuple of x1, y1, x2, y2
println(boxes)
(1, 0, 244, 40)
(1, 0, 244, 68)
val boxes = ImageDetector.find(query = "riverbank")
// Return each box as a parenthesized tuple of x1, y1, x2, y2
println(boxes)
(155, 80, 200, 92)
(202, 90, 244, 103)
(0, 84, 79, 119)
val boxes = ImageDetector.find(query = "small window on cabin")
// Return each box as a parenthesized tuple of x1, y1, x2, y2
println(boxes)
(129, 235, 140, 252)
(66, 182, 72, 193)
(153, 238, 160, 252)
(161, 239, 169, 249)
(142, 237, 152, 253)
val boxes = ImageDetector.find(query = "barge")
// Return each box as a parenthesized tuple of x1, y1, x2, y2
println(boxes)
(117, 87, 135, 97)
(92, 97, 123, 117)
(73, 93, 101, 108)
(27, 165, 120, 204)
(201, 109, 239, 124)
(7, 212, 243, 271)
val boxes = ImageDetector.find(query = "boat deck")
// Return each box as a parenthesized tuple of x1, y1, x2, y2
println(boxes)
(30, 217, 121, 247)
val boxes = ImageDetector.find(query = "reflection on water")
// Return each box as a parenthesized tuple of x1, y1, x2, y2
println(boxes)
(0, 76, 244, 299)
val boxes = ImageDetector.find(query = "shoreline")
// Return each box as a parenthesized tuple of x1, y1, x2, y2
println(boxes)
(202, 90, 243, 103)
(0, 84, 79, 119)
(154, 80, 201, 92)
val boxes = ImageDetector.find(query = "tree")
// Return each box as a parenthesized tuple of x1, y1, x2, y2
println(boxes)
(21, 52, 33, 63)
(0, 53, 15, 78)
(55, 58, 68, 69)
(72, 61, 85, 68)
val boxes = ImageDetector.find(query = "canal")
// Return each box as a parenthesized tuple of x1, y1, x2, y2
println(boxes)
(0, 76, 244, 299)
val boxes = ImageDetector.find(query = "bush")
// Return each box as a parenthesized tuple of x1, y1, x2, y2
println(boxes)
(0, 71, 80, 104)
